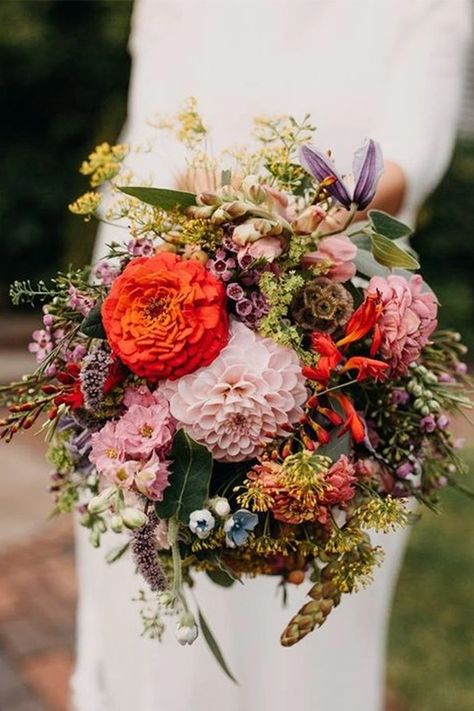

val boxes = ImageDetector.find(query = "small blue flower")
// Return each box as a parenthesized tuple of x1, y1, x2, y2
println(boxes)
(189, 509, 215, 539)
(224, 509, 259, 548)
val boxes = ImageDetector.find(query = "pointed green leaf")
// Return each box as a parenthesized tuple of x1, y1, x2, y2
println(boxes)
(206, 568, 236, 588)
(120, 186, 196, 210)
(80, 303, 106, 339)
(370, 233, 420, 270)
(368, 209, 413, 240)
(317, 429, 352, 461)
(220, 169, 232, 186)
(155, 430, 212, 523)
(198, 607, 238, 684)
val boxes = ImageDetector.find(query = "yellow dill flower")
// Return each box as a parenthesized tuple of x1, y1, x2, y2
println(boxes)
(79, 142, 128, 187)
(355, 496, 410, 533)
(176, 97, 208, 149)
(68, 191, 102, 217)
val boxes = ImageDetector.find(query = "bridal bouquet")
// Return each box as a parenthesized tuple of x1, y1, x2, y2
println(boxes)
(2, 104, 471, 675)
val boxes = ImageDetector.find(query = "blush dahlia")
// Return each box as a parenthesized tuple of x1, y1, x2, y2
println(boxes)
(101, 252, 229, 380)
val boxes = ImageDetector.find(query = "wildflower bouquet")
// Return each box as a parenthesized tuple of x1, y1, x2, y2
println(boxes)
(2, 106, 472, 673)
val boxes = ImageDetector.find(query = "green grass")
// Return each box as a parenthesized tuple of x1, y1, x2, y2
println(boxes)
(388, 449, 474, 710)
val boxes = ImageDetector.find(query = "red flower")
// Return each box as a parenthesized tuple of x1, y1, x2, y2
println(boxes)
(331, 393, 366, 443)
(342, 356, 389, 382)
(337, 292, 383, 351)
(303, 333, 342, 385)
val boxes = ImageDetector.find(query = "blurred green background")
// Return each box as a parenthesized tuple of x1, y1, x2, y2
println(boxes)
(0, 2, 473, 709)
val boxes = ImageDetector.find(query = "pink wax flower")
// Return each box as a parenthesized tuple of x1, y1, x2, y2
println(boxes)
(322, 455, 357, 506)
(303, 235, 357, 282)
(115, 398, 175, 460)
(67, 286, 94, 317)
(93, 260, 120, 286)
(28, 329, 53, 362)
(367, 274, 438, 377)
(134, 453, 171, 501)
(90, 421, 125, 473)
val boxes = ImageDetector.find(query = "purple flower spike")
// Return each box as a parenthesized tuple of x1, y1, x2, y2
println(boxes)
(300, 144, 352, 208)
(300, 139, 384, 210)
(352, 139, 384, 209)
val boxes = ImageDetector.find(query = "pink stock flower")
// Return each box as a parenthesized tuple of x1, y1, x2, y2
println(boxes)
(115, 396, 175, 460)
(103, 459, 140, 489)
(163, 321, 307, 462)
(90, 421, 125, 473)
(123, 385, 161, 408)
(322, 455, 357, 506)
(134, 453, 171, 501)
(368, 274, 438, 376)
(303, 235, 357, 282)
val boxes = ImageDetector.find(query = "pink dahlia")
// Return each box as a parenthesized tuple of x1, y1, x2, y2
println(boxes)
(322, 455, 357, 506)
(368, 274, 438, 376)
(162, 321, 307, 462)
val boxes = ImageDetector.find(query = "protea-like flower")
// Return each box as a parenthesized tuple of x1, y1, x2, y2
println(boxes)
(300, 139, 384, 210)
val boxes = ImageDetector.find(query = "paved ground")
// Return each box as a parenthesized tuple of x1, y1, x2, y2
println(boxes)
(0, 317, 410, 710)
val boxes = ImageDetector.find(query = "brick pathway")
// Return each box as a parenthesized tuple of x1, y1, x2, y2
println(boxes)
(0, 519, 76, 711)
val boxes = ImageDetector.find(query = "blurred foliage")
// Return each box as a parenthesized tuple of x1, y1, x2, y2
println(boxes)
(388, 449, 474, 710)
(415, 141, 474, 352)
(0, 0, 132, 308)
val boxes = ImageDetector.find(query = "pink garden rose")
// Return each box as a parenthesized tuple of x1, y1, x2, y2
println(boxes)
(303, 235, 357, 282)
(322, 455, 357, 506)
(368, 274, 438, 376)
(238, 236, 283, 263)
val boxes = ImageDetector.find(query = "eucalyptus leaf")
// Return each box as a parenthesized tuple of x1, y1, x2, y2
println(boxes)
(370, 233, 420, 270)
(198, 607, 238, 684)
(120, 186, 196, 210)
(155, 430, 212, 523)
(368, 209, 413, 240)
(80, 303, 106, 339)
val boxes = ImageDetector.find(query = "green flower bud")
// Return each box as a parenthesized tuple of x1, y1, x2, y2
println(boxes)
(110, 514, 124, 533)
(88, 487, 115, 514)
(121, 507, 148, 530)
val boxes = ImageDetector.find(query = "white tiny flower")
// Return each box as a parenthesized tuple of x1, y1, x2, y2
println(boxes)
(189, 509, 215, 539)
(210, 497, 231, 517)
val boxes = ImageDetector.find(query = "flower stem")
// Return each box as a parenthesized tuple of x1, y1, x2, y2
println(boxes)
(168, 517, 188, 612)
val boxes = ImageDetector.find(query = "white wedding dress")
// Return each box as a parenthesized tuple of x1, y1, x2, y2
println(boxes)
(72, 2, 471, 710)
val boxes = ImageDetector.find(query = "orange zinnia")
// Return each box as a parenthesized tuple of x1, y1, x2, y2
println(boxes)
(102, 252, 229, 381)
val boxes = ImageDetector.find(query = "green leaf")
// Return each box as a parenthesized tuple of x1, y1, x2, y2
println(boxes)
(105, 541, 130, 564)
(198, 607, 238, 684)
(317, 429, 352, 461)
(155, 430, 212, 523)
(370, 233, 420, 270)
(354, 247, 390, 278)
(206, 568, 236, 588)
(80, 303, 106, 339)
(120, 186, 196, 210)
(368, 209, 413, 240)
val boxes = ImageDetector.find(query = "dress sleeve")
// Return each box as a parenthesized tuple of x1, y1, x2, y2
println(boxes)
(374, 0, 472, 214)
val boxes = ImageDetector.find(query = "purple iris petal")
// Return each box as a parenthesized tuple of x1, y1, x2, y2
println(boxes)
(300, 144, 352, 208)
(352, 139, 384, 209)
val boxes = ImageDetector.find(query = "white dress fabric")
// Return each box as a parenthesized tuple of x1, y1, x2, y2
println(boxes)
(72, 2, 471, 710)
